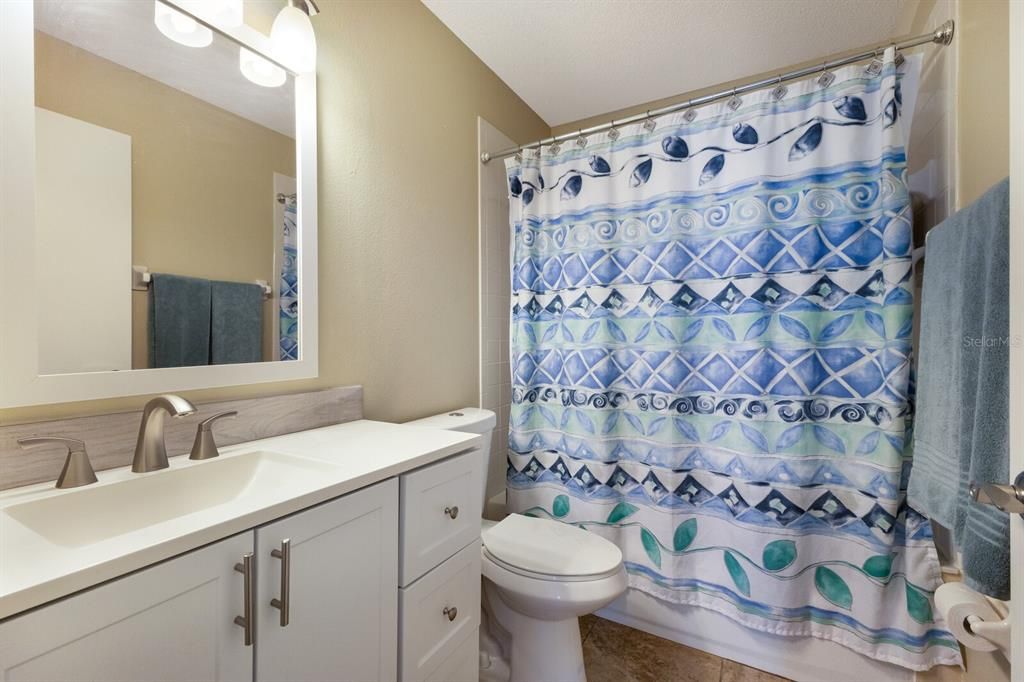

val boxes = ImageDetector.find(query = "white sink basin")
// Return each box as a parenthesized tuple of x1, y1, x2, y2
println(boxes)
(3, 450, 339, 548)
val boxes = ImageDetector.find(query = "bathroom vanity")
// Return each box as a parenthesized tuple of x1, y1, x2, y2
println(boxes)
(0, 421, 483, 682)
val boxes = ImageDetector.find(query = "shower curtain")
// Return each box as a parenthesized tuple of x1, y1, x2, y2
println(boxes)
(278, 198, 298, 361)
(505, 49, 959, 671)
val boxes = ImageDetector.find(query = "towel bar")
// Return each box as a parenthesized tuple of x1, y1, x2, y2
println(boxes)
(131, 265, 272, 299)
(969, 471, 1024, 517)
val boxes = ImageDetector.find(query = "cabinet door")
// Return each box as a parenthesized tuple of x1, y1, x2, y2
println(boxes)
(0, 532, 254, 682)
(256, 479, 399, 682)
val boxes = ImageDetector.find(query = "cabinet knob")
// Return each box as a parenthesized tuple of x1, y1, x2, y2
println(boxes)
(443, 606, 458, 622)
(444, 505, 459, 519)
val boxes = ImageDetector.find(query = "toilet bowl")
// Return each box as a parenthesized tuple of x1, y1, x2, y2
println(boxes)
(480, 515, 627, 682)
(406, 408, 628, 682)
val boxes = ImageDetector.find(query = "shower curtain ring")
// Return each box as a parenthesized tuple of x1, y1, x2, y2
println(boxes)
(575, 129, 588, 148)
(726, 87, 742, 111)
(866, 48, 884, 76)
(817, 60, 835, 88)
(642, 111, 656, 133)
(607, 120, 620, 141)
(893, 42, 906, 68)
(771, 75, 788, 102)
(683, 99, 697, 123)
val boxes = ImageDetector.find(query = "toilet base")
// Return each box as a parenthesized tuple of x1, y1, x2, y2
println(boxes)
(483, 580, 586, 682)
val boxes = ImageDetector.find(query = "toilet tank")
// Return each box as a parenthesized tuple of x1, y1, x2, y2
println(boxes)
(405, 408, 496, 513)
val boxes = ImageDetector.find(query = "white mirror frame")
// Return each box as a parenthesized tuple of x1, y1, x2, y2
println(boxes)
(0, 0, 318, 408)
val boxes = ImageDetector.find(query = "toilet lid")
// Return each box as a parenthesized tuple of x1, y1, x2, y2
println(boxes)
(482, 514, 622, 578)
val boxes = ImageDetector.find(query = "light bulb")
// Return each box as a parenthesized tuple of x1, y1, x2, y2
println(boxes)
(239, 47, 287, 88)
(153, 1, 212, 48)
(270, 4, 316, 73)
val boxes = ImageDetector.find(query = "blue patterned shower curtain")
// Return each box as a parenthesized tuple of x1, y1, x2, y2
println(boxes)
(278, 199, 298, 360)
(505, 49, 959, 670)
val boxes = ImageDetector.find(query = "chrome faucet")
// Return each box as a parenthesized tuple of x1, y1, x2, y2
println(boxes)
(132, 395, 197, 473)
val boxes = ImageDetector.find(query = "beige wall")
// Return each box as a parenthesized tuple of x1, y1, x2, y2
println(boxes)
(34, 31, 296, 366)
(2, 0, 549, 425)
(956, 0, 1009, 207)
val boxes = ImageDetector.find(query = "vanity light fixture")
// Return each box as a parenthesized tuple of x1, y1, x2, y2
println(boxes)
(209, 0, 244, 29)
(153, 0, 212, 48)
(271, 0, 319, 74)
(239, 47, 287, 87)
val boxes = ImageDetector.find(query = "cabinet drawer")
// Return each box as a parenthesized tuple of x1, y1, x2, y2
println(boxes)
(400, 450, 482, 584)
(399, 540, 481, 682)
(425, 629, 478, 682)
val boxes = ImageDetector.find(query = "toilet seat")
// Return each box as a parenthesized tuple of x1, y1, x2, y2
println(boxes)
(481, 513, 622, 581)
(482, 547, 623, 582)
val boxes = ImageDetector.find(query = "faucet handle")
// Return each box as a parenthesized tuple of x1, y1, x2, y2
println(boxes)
(17, 436, 98, 489)
(198, 411, 238, 431)
(190, 411, 237, 460)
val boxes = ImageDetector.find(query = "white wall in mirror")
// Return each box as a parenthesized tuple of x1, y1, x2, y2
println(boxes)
(0, 0, 318, 407)
(35, 108, 133, 374)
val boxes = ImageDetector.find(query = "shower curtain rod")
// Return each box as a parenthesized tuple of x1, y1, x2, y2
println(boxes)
(480, 20, 955, 164)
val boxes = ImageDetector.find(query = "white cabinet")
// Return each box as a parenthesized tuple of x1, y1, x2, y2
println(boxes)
(255, 479, 398, 682)
(0, 532, 254, 682)
(0, 481, 400, 682)
(425, 631, 479, 682)
(399, 451, 482, 586)
(398, 453, 482, 682)
(399, 540, 481, 681)
(0, 451, 478, 682)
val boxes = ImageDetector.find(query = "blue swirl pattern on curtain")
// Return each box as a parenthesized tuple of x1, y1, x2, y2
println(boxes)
(278, 200, 298, 360)
(504, 50, 960, 670)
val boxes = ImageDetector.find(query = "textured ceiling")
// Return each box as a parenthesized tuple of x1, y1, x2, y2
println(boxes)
(422, 0, 907, 126)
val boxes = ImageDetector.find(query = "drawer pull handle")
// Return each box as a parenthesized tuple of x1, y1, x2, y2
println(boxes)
(233, 553, 254, 646)
(443, 606, 458, 622)
(270, 538, 291, 627)
(444, 506, 459, 519)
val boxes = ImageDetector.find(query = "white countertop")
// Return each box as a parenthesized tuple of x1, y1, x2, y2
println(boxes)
(0, 420, 479, 620)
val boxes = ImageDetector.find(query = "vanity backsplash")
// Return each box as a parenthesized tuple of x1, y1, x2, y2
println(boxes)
(0, 386, 362, 490)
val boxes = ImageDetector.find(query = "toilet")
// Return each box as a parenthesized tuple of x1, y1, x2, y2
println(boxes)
(406, 408, 627, 682)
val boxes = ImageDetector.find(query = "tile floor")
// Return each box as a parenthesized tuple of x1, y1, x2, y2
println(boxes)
(579, 615, 790, 682)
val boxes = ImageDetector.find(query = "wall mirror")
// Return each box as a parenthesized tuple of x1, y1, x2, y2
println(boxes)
(0, 0, 318, 407)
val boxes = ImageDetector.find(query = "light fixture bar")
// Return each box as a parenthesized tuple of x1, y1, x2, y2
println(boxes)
(158, 0, 296, 74)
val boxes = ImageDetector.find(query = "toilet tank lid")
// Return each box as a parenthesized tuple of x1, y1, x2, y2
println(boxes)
(405, 407, 497, 434)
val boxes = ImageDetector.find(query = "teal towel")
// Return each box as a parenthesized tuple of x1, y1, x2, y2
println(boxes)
(908, 178, 1010, 599)
(210, 280, 264, 365)
(149, 273, 212, 368)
